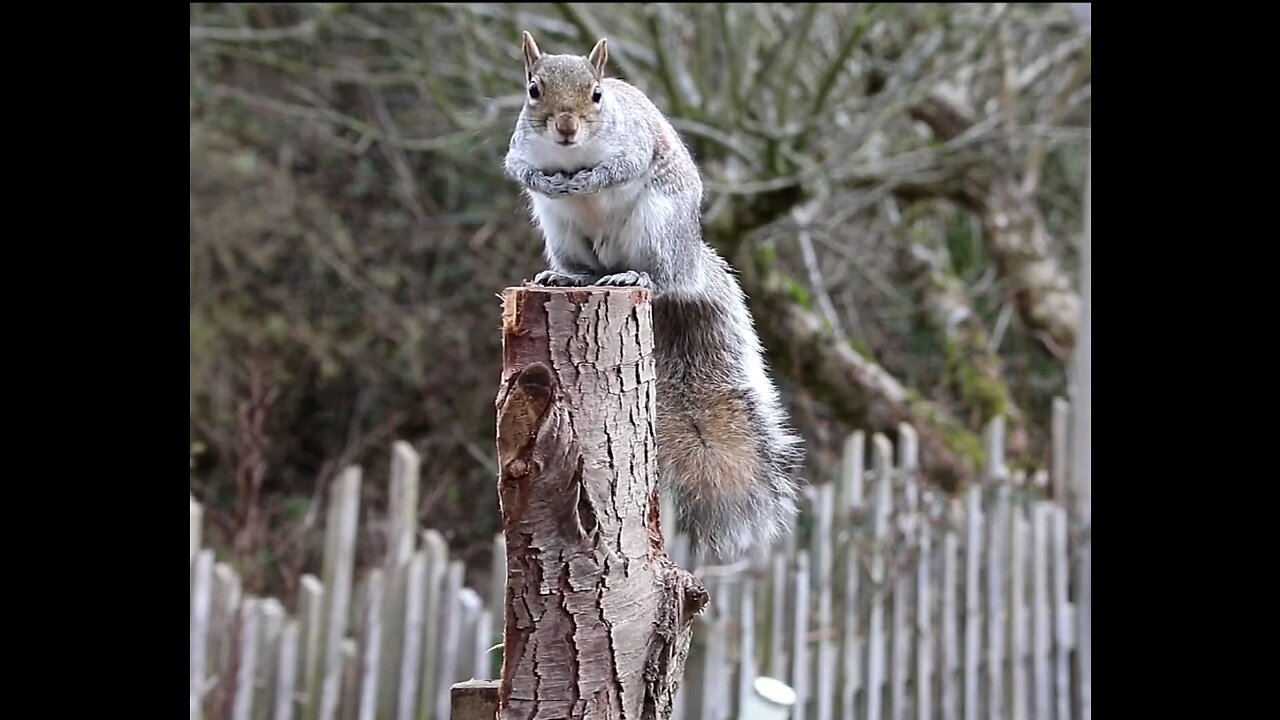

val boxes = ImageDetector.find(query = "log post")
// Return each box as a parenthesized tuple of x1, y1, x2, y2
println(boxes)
(495, 286, 708, 720)
(452, 680, 500, 720)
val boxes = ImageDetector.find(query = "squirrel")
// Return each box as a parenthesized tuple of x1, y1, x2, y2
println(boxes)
(501, 31, 804, 561)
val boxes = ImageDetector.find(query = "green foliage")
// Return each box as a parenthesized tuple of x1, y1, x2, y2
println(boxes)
(944, 211, 982, 280)
(946, 339, 1010, 422)
(782, 275, 813, 309)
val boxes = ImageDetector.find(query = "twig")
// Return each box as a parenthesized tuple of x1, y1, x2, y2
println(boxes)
(362, 86, 432, 224)
(988, 302, 1014, 355)
(809, 5, 880, 118)
(753, 4, 818, 119)
(205, 84, 480, 153)
(812, 230, 909, 306)
(552, 3, 646, 81)
(668, 118, 762, 166)
(793, 203, 846, 339)
(191, 19, 321, 43)
(643, 6, 688, 117)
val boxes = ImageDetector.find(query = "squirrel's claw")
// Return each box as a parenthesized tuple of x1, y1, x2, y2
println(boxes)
(532, 270, 594, 287)
(595, 270, 652, 289)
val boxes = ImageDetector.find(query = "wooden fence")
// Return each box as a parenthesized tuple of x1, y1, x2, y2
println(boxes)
(670, 409, 1086, 720)
(190, 405, 1088, 720)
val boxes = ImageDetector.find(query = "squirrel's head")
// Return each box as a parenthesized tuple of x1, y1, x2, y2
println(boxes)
(519, 31, 609, 148)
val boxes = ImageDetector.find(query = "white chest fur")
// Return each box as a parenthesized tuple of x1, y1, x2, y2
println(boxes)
(530, 180, 669, 272)
(522, 136, 669, 272)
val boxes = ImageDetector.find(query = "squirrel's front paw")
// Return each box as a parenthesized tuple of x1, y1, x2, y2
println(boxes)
(531, 270, 593, 287)
(534, 171, 575, 198)
(595, 270, 653, 288)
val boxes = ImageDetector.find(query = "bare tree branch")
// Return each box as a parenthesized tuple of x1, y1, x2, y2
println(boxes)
(742, 246, 980, 491)
(808, 6, 880, 118)
(981, 179, 1081, 354)
(191, 19, 321, 43)
(898, 229, 1025, 431)
(204, 84, 483, 154)
(552, 3, 647, 81)
(793, 203, 845, 337)
(701, 188, 985, 490)
(190, 3, 339, 43)
(910, 89, 1082, 354)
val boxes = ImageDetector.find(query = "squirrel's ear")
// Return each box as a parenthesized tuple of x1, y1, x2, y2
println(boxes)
(522, 31, 542, 78)
(588, 37, 608, 78)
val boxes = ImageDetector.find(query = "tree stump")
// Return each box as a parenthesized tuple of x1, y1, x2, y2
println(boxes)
(495, 286, 708, 720)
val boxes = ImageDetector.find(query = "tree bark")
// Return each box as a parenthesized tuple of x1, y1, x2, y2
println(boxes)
(737, 248, 981, 491)
(910, 94, 1081, 356)
(495, 286, 708, 720)
(897, 237, 1026, 439)
(976, 178, 1080, 357)
(704, 189, 985, 490)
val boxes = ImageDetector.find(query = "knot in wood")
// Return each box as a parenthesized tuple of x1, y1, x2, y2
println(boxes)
(684, 578, 710, 617)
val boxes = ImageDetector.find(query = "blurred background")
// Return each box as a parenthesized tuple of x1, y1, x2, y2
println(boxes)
(190, 2, 1091, 609)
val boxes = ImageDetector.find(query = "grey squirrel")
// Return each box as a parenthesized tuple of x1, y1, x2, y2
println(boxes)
(502, 32, 803, 561)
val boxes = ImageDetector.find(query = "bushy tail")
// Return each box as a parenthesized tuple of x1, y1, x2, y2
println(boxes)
(670, 399, 803, 561)
(653, 283, 805, 562)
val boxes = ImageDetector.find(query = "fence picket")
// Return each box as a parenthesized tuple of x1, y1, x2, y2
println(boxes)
(941, 530, 959, 720)
(892, 424, 919, 720)
(814, 481, 837, 720)
(1031, 501, 1051, 720)
(962, 484, 982, 720)
(416, 530, 448, 720)
(358, 570, 384, 720)
(1051, 508, 1072, 720)
(398, 553, 427, 720)
(692, 577, 718, 720)
(381, 442, 420, 720)
(866, 434, 894, 720)
(713, 584, 734, 720)
(456, 588, 482, 685)
(434, 560, 465, 720)
(739, 575, 758, 719)
(985, 481, 1008, 720)
(840, 431, 866, 720)
(319, 469, 362, 720)
(192, 549, 215, 720)
(791, 552, 811, 720)
(1008, 474, 1027, 720)
(984, 420, 1008, 720)
(234, 598, 263, 720)
(257, 599, 286, 720)
(916, 493, 934, 720)
(275, 620, 300, 720)
(297, 576, 324, 720)
(339, 640, 359, 720)
(769, 552, 788, 680)
(192, 497, 203, 568)
(213, 563, 244, 718)
(473, 609, 494, 680)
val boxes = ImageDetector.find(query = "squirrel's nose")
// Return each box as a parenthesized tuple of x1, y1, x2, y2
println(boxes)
(554, 115, 579, 138)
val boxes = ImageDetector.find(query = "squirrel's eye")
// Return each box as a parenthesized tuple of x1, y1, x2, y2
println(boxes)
(528, 81, 541, 100)
(591, 85, 603, 103)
